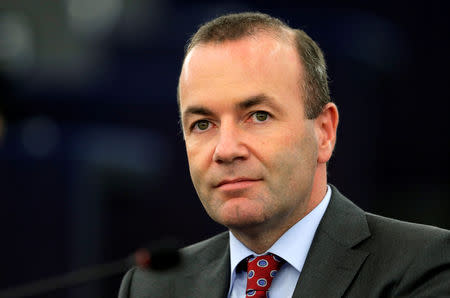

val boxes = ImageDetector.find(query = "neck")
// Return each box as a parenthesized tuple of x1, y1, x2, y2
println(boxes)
(230, 164, 328, 254)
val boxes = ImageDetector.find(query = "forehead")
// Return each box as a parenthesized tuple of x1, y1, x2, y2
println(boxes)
(182, 33, 296, 77)
(178, 33, 303, 111)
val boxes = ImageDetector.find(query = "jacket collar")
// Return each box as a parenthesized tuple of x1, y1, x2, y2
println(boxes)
(175, 233, 231, 297)
(292, 185, 371, 297)
(175, 185, 371, 297)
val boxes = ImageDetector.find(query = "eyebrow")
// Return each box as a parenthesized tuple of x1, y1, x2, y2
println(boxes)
(182, 93, 281, 123)
(237, 94, 278, 111)
(183, 106, 214, 118)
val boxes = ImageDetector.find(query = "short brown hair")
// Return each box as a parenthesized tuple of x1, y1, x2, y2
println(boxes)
(179, 12, 331, 119)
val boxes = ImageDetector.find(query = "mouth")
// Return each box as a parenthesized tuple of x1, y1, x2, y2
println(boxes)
(215, 178, 261, 188)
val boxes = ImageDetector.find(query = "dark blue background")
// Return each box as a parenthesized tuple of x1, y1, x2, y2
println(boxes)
(1, 1, 449, 297)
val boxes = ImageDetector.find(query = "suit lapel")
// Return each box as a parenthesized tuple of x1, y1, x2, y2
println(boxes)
(292, 185, 371, 297)
(174, 234, 231, 297)
(183, 251, 230, 297)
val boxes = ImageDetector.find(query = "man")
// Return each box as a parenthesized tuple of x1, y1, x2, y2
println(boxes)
(119, 12, 450, 297)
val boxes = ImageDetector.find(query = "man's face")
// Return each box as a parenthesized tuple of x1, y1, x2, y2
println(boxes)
(178, 34, 320, 232)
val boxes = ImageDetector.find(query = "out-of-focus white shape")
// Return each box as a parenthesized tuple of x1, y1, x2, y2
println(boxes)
(21, 116, 60, 158)
(0, 12, 34, 77)
(66, 0, 123, 39)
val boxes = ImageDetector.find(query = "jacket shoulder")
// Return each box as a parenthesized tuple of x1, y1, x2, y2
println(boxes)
(181, 231, 229, 259)
(327, 185, 450, 296)
(365, 212, 449, 246)
(354, 212, 450, 296)
(118, 232, 229, 298)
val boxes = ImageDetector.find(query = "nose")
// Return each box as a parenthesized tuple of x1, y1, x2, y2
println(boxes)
(213, 123, 249, 164)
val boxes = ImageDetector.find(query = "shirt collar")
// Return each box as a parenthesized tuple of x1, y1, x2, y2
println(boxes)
(229, 185, 331, 274)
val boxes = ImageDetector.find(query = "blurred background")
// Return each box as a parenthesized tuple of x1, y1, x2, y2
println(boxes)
(0, 0, 449, 297)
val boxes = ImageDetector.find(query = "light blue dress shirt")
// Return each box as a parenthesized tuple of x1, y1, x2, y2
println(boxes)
(228, 185, 331, 298)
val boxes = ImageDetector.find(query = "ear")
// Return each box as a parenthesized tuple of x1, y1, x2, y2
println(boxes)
(314, 103, 339, 164)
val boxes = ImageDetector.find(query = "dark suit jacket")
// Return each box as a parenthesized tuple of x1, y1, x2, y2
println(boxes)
(119, 185, 450, 297)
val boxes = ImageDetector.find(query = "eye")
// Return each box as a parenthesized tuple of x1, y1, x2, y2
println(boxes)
(251, 111, 270, 122)
(192, 120, 211, 131)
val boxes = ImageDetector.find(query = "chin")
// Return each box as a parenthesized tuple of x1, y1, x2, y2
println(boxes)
(221, 219, 267, 231)
(212, 206, 268, 230)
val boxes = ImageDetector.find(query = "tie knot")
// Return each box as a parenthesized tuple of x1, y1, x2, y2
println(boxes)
(245, 253, 285, 297)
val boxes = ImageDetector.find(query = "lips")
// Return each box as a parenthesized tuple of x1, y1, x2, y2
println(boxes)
(216, 178, 260, 188)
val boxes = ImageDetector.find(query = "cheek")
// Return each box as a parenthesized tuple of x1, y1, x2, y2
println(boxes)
(185, 144, 200, 181)
(262, 128, 306, 160)
(185, 140, 213, 186)
(265, 140, 317, 211)
(266, 129, 317, 180)
(185, 138, 206, 166)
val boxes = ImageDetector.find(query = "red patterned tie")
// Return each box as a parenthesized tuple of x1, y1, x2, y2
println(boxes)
(245, 254, 284, 297)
